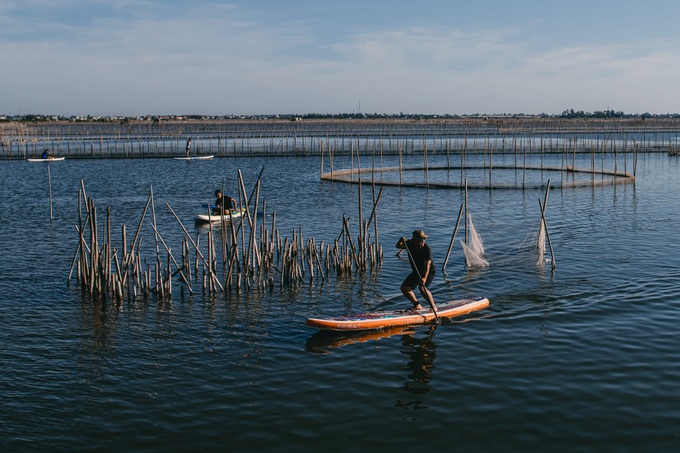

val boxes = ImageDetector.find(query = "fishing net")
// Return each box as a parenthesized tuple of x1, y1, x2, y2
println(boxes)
(468, 214, 485, 256)
(462, 214, 488, 268)
(461, 240, 489, 268)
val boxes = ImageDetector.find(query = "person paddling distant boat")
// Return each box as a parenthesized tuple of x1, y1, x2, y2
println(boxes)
(396, 229, 437, 313)
(212, 190, 237, 215)
(41, 148, 54, 159)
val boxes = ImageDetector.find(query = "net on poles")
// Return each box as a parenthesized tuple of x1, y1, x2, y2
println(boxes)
(461, 240, 489, 268)
(462, 214, 488, 268)
(468, 214, 484, 256)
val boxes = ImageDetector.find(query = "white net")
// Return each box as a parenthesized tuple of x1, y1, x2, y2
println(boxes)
(461, 240, 489, 268)
(468, 213, 485, 256)
(462, 214, 488, 268)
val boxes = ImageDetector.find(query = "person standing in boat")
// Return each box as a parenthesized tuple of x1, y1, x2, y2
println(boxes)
(41, 148, 53, 159)
(185, 138, 192, 158)
(212, 190, 237, 215)
(396, 230, 437, 313)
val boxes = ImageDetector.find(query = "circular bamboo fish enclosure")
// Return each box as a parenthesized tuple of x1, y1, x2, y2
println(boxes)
(321, 164, 635, 190)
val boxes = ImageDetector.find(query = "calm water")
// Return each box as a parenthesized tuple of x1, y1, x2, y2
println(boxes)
(1, 153, 680, 452)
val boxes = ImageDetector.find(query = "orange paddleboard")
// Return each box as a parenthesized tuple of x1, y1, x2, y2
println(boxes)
(306, 297, 489, 331)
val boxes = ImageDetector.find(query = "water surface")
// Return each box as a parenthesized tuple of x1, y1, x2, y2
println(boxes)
(1, 153, 679, 451)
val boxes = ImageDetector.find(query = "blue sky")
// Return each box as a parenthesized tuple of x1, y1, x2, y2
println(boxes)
(2, 0, 680, 116)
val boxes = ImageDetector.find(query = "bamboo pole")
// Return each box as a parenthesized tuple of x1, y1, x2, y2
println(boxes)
(120, 191, 153, 287)
(48, 166, 53, 222)
(538, 180, 551, 249)
(149, 222, 193, 294)
(166, 202, 225, 292)
(464, 179, 469, 244)
(538, 198, 556, 271)
(442, 202, 465, 273)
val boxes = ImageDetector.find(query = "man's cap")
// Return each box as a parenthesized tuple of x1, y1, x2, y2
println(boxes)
(412, 229, 428, 240)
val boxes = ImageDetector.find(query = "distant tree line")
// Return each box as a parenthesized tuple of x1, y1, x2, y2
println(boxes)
(558, 109, 678, 119)
(4, 110, 680, 123)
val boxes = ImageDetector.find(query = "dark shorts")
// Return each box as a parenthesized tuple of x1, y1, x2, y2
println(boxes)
(402, 271, 434, 289)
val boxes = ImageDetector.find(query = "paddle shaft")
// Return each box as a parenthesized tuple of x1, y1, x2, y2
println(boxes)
(402, 238, 438, 320)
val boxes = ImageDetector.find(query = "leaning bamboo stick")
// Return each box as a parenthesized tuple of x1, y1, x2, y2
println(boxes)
(538, 198, 556, 271)
(149, 221, 193, 294)
(120, 191, 153, 287)
(537, 179, 551, 249)
(68, 211, 92, 283)
(442, 202, 465, 273)
(166, 202, 224, 292)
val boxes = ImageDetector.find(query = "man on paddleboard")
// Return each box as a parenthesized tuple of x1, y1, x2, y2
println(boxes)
(185, 138, 192, 158)
(396, 230, 437, 313)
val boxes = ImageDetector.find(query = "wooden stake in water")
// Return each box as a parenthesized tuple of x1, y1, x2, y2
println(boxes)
(442, 202, 464, 274)
(538, 198, 556, 272)
(48, 166, 53, 222)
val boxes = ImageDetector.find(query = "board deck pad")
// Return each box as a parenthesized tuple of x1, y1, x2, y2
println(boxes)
(306, 297, 489, 331)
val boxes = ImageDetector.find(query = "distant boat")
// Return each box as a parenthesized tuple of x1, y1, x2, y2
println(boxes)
(173, 155, 214, 161)
(27, 157, 66, 162)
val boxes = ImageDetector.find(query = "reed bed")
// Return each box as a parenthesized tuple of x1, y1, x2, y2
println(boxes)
(69, 171, 383, 303)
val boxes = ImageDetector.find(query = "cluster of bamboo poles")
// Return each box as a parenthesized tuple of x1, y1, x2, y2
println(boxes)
(255, 213, 383, 288)
(69, 170, 384, 303)
(68, 181, 174, 302)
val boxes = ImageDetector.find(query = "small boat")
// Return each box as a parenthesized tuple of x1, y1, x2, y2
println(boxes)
(306, 297, 489, 331)
(194, 207, 246, 223)
(27, 157, 66, 162)
(173, 155, 214, 160)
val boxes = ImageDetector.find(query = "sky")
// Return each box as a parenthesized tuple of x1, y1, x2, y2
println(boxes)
(2, 0, 680, 116)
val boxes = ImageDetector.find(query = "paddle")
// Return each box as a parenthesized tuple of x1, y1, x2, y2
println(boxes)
(402, 237, 439, 322)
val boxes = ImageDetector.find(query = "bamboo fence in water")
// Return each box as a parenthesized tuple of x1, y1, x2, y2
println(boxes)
(3, 117, 680, 160)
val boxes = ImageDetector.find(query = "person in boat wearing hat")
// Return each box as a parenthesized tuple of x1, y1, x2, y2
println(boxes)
(396, 229, 437, 313)
(212, 190, 237, 215)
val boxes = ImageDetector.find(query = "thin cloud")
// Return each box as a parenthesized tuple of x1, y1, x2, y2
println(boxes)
(3, 2, 680, 115)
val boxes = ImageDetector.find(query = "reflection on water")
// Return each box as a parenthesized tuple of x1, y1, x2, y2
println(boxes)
(305, 324, 438, 408)
(305, 325, 416, 353)
(77, 298, 117, 384)
(396, 325, 437, 408)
